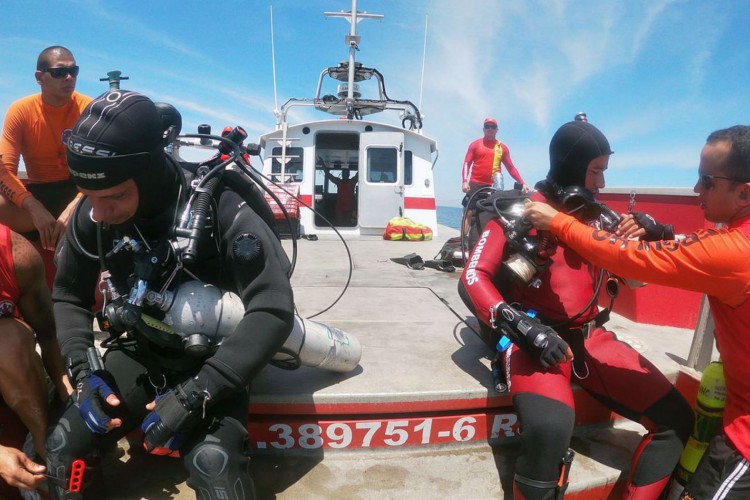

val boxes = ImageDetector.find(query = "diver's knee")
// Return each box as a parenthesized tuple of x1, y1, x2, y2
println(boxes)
(185, 442, 254, 500)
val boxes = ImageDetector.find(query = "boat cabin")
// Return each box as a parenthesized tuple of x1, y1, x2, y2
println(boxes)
(257, 6, 438, 238)
(259, 119, 437, 237)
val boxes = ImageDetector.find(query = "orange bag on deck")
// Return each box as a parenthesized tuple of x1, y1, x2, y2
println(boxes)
(383, 217, 433, 241)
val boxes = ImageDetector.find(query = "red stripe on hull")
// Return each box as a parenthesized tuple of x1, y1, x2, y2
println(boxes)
(404, 197, 436, 210)
(250, 385, 618, 425)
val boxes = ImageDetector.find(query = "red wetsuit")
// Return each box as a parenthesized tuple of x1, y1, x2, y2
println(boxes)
(460, 192, 692, 498)
(462, 138, 525, 186)
(550, 212, 750, 464)
(0, 225, 20, 319)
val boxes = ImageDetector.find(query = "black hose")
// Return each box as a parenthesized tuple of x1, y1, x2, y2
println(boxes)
(179, 176, 219, 265)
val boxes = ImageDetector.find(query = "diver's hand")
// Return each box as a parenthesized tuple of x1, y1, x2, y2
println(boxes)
(615, 213, 646, 239)
(73, 372, 122, 433)
(631, 212, 675, 241)
(142, 380, 206, 453)
(491, 302, 573, 369)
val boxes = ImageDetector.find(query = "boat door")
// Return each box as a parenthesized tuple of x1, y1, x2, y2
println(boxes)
(358, 132, 404, 229)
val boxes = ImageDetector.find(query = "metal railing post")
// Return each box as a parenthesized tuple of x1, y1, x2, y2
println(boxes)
(687, 295, 715, 371)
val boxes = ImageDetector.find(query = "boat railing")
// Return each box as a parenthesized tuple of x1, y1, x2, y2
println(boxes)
(273, 1, 423, 132)
(689, 297, 716, 371)
(275, 96, 422, 132)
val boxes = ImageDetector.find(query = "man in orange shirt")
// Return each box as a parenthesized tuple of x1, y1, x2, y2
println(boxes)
(525, 125, 750, 499)
(0, 46, 92, 251)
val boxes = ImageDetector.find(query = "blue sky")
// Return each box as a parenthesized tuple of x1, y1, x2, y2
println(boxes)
(2, 0, 749, 207)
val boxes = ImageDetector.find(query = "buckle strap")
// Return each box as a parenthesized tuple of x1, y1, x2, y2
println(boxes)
(514, 473, 558, 490)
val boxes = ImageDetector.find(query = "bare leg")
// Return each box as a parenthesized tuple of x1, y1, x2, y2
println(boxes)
(462, 208, 475, 236)
(0, 319, 50, 458)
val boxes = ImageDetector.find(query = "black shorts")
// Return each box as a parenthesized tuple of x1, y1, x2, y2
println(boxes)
(461, 181, 493, 208)
(26, 179, 79, 217)
(682, 433, 750, 499)
(22, 179, 79, 241)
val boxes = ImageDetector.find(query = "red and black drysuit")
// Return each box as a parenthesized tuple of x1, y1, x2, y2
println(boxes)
(459, 191, 693, 499)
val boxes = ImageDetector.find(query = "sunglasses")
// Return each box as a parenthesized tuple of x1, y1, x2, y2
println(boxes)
(698, 173, 749, 190)
(484, 124, 497, 130)
(42, 66, 80, 79)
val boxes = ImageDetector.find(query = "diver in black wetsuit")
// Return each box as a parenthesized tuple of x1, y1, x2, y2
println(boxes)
(45, 90, 294, 499)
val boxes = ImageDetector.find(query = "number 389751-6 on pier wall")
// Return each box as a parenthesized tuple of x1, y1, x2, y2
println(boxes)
(247, 411, 519, 450)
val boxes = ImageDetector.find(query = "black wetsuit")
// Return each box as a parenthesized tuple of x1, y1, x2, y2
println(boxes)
(46, 168, 295, 499)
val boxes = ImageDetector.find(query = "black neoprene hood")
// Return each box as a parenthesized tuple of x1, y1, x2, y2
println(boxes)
(67, 89, 164, 191)
(548, 121, 613, 187)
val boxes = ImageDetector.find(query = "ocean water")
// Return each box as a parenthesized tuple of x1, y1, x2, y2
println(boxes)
(437, 206, 463, 230)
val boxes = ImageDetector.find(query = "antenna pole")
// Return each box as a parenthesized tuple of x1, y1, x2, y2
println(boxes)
(325, 0, 383, 118)
(270, 5, 280, 125)
(418, 14, 428, 112)
(345, 0, 359, 114)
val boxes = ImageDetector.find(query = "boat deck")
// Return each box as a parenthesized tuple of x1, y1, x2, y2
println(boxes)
(89, 225, 702, 499)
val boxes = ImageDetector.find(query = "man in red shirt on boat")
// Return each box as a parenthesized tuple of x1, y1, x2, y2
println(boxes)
(459, 120, 693, 499)
(461, 118, 528, 233)
(0, 46, 92, 251)
(525, 124, 750, 499)
(325, 168, 358, 225)
(0, 224, 71, 491)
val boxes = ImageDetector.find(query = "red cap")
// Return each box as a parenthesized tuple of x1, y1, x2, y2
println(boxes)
(221, 126, 233, 137)
(484, 117, 498, 127)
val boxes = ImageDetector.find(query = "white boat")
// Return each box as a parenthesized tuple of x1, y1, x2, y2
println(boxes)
(257, 3, 438, 238)
(23, 3, 717, 500)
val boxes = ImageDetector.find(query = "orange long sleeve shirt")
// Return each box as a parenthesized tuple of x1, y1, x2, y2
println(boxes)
(0, 92, 92, 207)
(550, 211, 750, 461)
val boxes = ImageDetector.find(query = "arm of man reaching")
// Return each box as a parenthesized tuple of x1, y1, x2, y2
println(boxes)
(499, 143, 529, 191)
(525, 202, 750, 307)
(52, 203, 123, 433)
(616, 212, 676, 241)
(0, 444, 46, 490)
(459, 217, 572, 369)
(461, 141, 478, 193)
(12, 231, 72, 402)
(143, 190, 295, 451)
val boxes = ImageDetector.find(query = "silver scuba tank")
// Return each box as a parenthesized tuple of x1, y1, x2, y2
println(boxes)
(160, 281, 362, 372)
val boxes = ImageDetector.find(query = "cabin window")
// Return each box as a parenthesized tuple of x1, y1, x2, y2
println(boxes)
(404, 151, 413, 186)
(367, 147, 397, 183)
(271, 147, 304, 182)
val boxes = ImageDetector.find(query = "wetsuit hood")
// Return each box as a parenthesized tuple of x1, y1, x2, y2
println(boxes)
(547, 121, 612, 188)
(67, 89, 179, 218)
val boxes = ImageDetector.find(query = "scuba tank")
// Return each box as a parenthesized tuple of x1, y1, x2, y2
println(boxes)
(158, 281, 361, 372)
(668, 359, 726, 499)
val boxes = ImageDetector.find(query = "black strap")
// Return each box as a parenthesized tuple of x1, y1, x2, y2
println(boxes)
(565, 328, 588, 376)
(514, 473, 558, 489)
